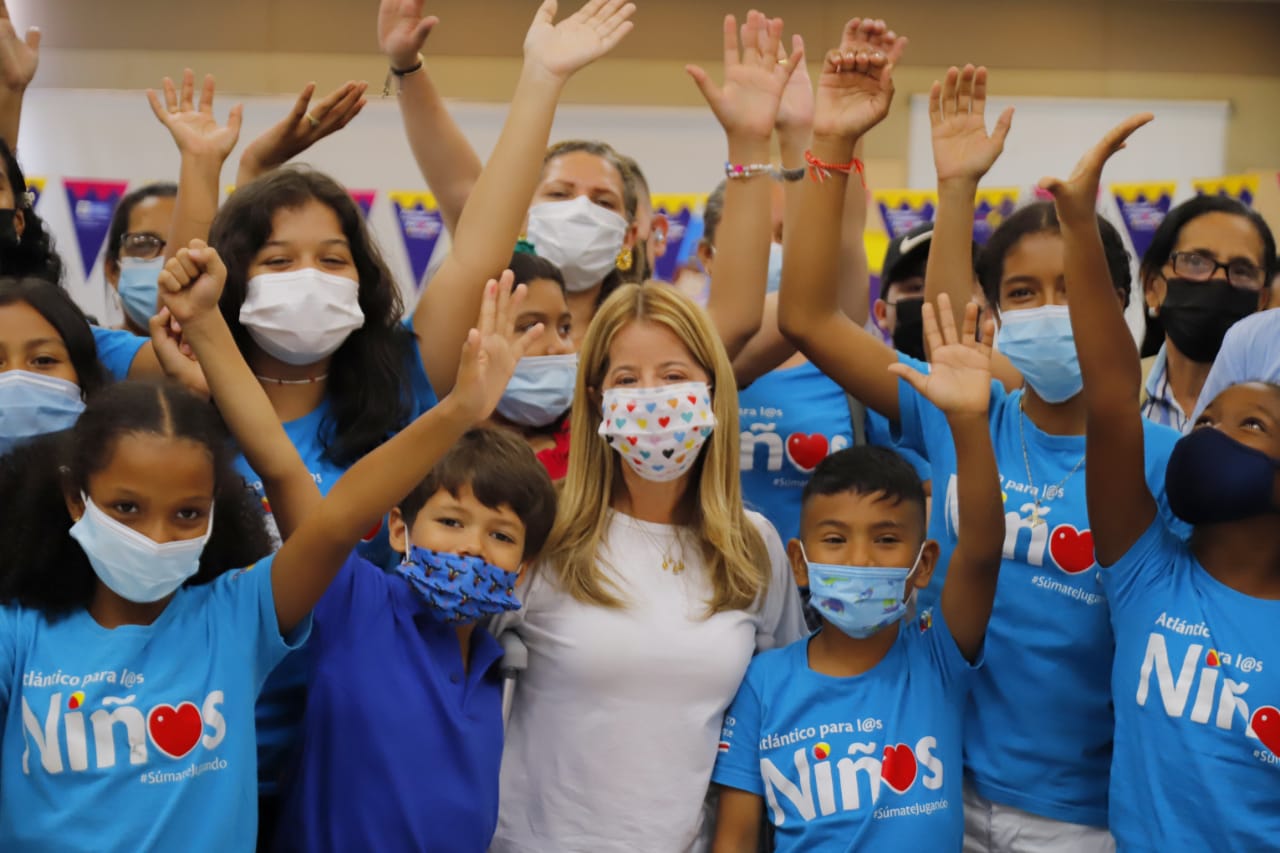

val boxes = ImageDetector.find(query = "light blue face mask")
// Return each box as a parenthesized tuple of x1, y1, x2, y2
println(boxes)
(69, 495, 213, 603)
(495, 353, 578, 428)
(765, 242, 784, 294)
(0, 370, 85, 456)
(996, 305, 1083, 404)
(117, 256, 164, 329)
(802, 544, 924, 639)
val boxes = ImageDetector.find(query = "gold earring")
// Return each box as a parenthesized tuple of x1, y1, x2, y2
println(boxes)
(616, 247, 633, 272)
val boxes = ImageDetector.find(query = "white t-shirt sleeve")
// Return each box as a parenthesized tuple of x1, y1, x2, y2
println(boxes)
(747, 511, 808, 651)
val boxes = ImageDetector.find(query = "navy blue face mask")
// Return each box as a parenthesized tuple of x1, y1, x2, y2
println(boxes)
(1165, 427, 1280, 525)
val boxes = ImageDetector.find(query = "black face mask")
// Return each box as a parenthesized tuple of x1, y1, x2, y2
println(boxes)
(0, 209, 19, 254)
(891, 298, 926, 361)
(1160, 278, 1257, 363)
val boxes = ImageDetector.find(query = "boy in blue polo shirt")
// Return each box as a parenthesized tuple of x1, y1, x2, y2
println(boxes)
(711, 299, 1004, 852)
(273, 427, 556, 852)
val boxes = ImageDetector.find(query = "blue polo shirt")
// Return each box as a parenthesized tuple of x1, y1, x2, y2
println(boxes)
(90, 326, 146, 381)
(273, 554, 506, 853)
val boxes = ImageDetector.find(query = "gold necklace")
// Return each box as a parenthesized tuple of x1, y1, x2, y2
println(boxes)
(627, 514, 687, 574)
(1017, 397, 1085, 526)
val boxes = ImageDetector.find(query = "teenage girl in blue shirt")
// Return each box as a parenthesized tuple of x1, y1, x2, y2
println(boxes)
(1043, 116, 1280, 852)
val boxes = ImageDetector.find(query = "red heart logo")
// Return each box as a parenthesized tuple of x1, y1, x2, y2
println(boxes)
(1048, 524, 1096, 574)
(785, 433, 830, 472)
(881, 743, 917, 793)
(147, 702, 203, 759)
(1251, 706, 1280, 757)
(658, 416, 671, 427)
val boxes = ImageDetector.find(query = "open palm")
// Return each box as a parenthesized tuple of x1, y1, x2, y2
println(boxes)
(1040, 113, 1152, 225)
(451, 273, 542, 423)
(813, 17, 907, 139)
(687, 12, 801, 140)
(377, 0, 437, 68)
(523, 0, 636, 82)
(0, 1, 38, 91)
(930, 65, 1014, 184)
(889, 295, 992, 417)
(147, 70, 242, 160)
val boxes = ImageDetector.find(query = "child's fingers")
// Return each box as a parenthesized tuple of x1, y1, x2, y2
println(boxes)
(514, 323, 546, 360)
(886, 362, 929, 396)
(476, 279, 498, 338)
(921, 301, 945, 354)
(934, 293, 960, 345)
(960, 300, 979, 345)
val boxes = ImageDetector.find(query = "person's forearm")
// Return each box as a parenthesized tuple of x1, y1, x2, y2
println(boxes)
(0, 89, 23, 152)
(924, 178, 978, 353)
(949, 412, 1003, 567)
(166, 155, 223, 261)
(397, 65, 481, 236)
(1060, 217, 1141, 403)
(835, 138, 870, 326)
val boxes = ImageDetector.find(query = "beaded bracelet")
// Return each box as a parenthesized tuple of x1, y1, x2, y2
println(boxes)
(724, 162, 773, 180)
(804, 150, 866, 187)
(382, 52, 426, 97)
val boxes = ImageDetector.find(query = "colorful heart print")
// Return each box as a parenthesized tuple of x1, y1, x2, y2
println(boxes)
(599, 381, 716, 483)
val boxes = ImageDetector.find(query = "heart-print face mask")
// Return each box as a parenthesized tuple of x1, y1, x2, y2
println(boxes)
(598, 381, 716, 482)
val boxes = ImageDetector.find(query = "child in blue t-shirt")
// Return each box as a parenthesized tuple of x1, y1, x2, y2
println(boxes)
(1042, 117, 1280, 851)
(0, 239, 534, 852)
(711, 295, 1005, 852)
(272, 425, 556, 853)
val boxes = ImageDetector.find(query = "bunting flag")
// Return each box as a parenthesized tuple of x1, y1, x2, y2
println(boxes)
(25, 177, 44, 210)
(650, 193, 705, 282)
(1192, 174, 1259, 207)
(973, 187, 1020, 245)
(1112, 182, 1176, 260)
(64, 179, 129, 278)
(389, 191, 444, 291)
(349, 189, 377, 219)
(874, 189, 937, 239)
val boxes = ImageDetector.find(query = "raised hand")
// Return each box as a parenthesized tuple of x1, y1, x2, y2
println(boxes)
(687, 12, 803, 141)
(812, 17, 907, 140)
(1040, 113, 1152, 226)
(148, 308, 210, 399)
(157, 239, 228, 328)
(378, 0, 438, 69)
(887, 294, 994, 417)
(930, 65, 1014, 186)
(523, 0, 636, 83)
(0, 1, 38, 92)
(775, 33, 813, 140)
(238, 81, 367, 183)
(450, 273, 542, 422)
(147, 70, 243, 161)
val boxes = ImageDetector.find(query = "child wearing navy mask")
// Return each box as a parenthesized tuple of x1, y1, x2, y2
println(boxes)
(1042, 114, 1280, 851)
(711, 295, 1004, 851)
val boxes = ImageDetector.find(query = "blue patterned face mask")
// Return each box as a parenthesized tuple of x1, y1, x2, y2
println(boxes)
(396, 546, 522, 623)
(802, 544, 924, 639)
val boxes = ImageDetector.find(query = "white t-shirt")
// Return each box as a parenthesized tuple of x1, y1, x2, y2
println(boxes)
(491, 510, 806, 853)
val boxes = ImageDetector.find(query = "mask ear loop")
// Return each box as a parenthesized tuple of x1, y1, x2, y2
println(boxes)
(401, 519, 413, 565)
(901, 541, 928, 622)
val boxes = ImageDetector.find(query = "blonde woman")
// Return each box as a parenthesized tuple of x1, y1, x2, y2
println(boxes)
(491, 282, 805, 852)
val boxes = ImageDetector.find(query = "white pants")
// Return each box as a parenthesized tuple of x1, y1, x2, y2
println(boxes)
(963, 782, 1115, 853)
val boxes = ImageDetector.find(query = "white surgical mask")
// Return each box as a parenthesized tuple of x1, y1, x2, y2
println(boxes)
(526, 196, 629, 293)
(0, 371, 84, 456)
(69, 494, 213, 603)
(496, 354, 578, 427)
(239, 268, 365, 366)
(598, 381, 716, 482)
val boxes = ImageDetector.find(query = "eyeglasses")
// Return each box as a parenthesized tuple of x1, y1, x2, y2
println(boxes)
(1169, 251, 1265, 292)
(119, 232, 166, 260)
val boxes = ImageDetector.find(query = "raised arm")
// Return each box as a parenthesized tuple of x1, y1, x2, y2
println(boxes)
(1041, 115, 1157, 565)
(777, 18, 905, 420)
(271, 275, 539, 634)
(688, 13, 801, 359)
(378, 0, 481, 235)
(0, 1, 38, 152)
(155, 241, 319, 542)
(413, 0, 634, 396)
(147, 70, 243, 260)
(889, 295, 1002, 661)
(236, 81, 367, 188)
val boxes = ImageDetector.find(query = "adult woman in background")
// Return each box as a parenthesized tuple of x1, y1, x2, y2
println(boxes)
(103, 183, 177, 336)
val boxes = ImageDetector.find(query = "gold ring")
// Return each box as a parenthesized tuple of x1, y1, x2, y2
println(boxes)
(778, 58, 789, 65)
(305, 112, 320, 129)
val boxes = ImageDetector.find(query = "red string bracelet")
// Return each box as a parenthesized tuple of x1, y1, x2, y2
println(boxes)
(805, 150, 866, 187)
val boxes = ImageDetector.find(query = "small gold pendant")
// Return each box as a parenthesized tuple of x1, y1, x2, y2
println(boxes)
(1029, 503, 1046, 526)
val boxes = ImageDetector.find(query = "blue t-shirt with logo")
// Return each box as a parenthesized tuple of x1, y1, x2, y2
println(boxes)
(0, 556, 305, 852)
(239, 324, 437, 797)
(90, 326, 146, 381)
(712, 608, 975, 851)
(1100, 518, 1280, 851)
(739, 360, 928, 545)
(893, 353, 1182, 827)
(274, 554, 505, 852)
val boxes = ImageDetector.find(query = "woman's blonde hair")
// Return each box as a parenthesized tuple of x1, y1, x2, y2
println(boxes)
(544, 282, 769, 614)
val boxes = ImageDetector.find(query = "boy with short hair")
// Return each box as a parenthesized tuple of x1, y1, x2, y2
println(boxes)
(710, 301, 1005, 852)
(273, 427, 557, 852)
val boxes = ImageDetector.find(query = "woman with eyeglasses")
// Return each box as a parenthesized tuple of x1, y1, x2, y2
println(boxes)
(103, 183, 177, 336)
(1139, 196, 1275, 431)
